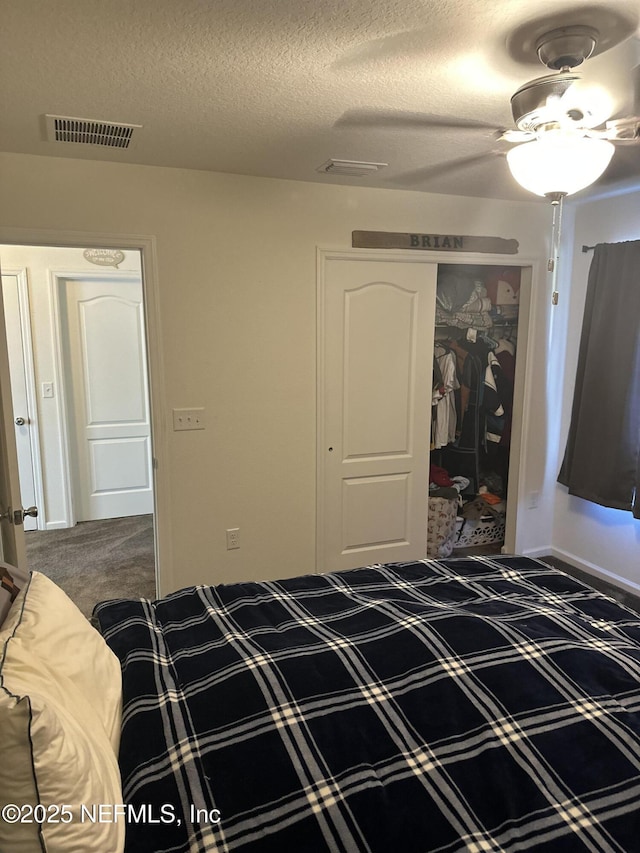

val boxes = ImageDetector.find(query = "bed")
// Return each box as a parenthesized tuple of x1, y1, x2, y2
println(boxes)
(2, 555, 640, 852)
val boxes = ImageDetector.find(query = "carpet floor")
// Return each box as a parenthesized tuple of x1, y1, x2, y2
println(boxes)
(540, 554, 640, 615)
(25, 515, 156, 619)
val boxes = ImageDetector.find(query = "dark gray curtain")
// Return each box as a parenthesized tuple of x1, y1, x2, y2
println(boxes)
(558, 240, 640, 518)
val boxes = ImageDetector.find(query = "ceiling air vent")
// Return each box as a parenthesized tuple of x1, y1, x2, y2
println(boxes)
(44, 115, 141, 149)
(316, 159, 388, 177)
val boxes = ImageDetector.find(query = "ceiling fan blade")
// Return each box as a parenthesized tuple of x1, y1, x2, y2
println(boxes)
(392, 151, 501, 187)
(632, 58, 640, 114)
(335, 109, 505, 134)
(602, 52, 640, 134)
(605, 117, 640, 140)
(331, 27, 434, 73)
(498, 128, 536, 143)
(585, 117, 640, 141)
(597, 142, 640, 183)
(579, 35, 640, 120)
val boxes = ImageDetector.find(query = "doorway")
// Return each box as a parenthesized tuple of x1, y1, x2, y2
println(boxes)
(0, 243, 158, 609)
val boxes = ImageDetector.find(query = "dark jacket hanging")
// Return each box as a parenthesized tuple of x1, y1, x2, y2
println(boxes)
(558, 240, 640, 518)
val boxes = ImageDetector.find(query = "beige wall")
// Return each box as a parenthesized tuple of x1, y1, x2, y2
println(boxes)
(0, 152, 553, 592)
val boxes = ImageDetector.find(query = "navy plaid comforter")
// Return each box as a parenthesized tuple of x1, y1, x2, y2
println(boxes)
(95, 555, 640, 852)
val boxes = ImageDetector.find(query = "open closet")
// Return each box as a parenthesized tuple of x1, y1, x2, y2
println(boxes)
(428, 263, 521, 557)
(318, 250, 531, 575)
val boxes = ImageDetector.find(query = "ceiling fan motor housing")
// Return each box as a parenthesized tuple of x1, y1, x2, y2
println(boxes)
(510, 73, 583, 132)
(510, 27, 605, 133)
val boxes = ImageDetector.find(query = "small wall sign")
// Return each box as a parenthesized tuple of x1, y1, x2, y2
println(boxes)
(352, 231, 519, 254)
(83, 248, 125, 267)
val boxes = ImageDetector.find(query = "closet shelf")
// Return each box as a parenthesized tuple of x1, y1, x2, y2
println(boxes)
(435, 320, 518, 329)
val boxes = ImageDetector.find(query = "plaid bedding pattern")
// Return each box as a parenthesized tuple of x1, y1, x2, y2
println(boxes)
(95, 555, 640, 852)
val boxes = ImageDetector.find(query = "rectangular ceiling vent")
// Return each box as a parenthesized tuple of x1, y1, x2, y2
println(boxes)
(317, 159, 388, 177)
(44, 115, 142, 149)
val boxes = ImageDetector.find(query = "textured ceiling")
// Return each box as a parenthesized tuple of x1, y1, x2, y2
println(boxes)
(0, 0, 638, 201)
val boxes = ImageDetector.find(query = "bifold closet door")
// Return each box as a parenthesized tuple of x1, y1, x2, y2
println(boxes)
(318, 254, 437, 573)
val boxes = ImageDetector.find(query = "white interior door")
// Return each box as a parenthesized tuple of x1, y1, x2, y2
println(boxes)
(318, 253, 437, 573)
(2, 273, 38, 531)
(0, 265, 26, 565)
(61, 276, 154, 522)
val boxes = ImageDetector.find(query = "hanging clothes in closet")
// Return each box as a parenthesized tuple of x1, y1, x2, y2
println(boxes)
(440, 333, 486, 494)
(428, 264, 520, 554)
(432, 343, 459, 449)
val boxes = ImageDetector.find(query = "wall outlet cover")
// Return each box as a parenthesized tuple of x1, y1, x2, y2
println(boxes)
(172, 407, 205, 431)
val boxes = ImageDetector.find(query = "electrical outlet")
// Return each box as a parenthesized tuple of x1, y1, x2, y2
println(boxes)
(528, 490, 540, 509)
(226, 528, 240, 550)
(172, 407, 205, 431)
(42, 381, 54, 398)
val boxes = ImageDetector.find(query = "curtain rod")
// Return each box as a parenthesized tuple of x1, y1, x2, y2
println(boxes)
(582, 244, 596, 253)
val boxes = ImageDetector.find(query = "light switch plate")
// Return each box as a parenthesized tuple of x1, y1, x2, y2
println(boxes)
(172, 407, 205, 431)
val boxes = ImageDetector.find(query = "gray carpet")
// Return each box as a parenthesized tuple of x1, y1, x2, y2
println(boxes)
(541, 554, 640, 615)
(25, 515, 156, 619)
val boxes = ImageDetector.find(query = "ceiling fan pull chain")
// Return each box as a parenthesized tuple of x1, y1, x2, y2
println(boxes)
(548, 194, 565, 305)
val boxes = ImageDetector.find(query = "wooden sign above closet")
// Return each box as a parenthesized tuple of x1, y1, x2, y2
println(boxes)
(352, 231, 519, 254)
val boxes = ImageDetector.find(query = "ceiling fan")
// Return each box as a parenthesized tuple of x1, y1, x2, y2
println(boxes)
(335, 16, 637, 301)
(502, 26, 638, 143)
(495, 24, 639, 307)
(337, 22, 639, 196)
(497, 25, 639, 199)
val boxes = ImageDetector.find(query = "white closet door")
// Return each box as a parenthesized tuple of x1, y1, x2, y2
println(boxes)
(318, 254, 437, 573)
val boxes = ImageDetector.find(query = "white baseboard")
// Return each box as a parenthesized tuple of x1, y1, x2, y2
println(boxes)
(543, 546, 640, 598)
(521, 546, 552, 559)
(45, 521, 72, 531)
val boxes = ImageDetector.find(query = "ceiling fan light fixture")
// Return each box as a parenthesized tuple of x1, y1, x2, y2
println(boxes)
(506, 134, 614, 197)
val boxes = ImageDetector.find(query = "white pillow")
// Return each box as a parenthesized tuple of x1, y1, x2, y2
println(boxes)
(0, 572, 125, 853)
(2, 571, 122, 751)
(0, 562, 29, 628)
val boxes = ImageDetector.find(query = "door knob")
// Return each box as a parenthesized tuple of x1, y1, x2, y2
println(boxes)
(15, 417, 26, 426)
(1, 506, 39, 525)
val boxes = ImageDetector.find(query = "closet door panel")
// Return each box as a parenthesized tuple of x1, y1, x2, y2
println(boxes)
(318, 254, 437, 573)
(343, 283, 415, 457)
